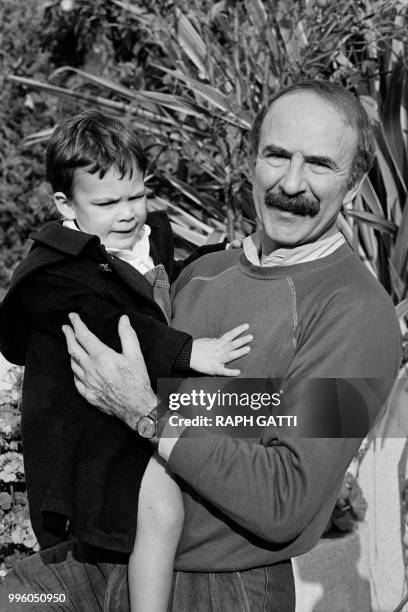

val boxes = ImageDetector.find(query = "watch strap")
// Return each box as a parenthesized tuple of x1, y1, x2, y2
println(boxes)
(147, 402, 169, 425)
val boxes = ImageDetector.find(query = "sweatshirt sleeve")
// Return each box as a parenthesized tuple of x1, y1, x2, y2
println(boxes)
(166, 293, 401, 543)
(17, 266, 192, 383)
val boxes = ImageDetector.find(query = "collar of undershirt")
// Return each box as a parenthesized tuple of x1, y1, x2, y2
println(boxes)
(240, 232, 349, 279)
(243, 230, 345, 266)
(62, 219, 152, 263)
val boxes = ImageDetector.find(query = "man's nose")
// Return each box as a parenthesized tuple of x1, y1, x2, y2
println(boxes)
(280, 154, 306, 195)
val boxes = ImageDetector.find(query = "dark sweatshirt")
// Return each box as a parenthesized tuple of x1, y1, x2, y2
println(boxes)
(169, 243, 401, 571)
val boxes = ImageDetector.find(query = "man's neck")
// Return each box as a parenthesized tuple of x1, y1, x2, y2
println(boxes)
(260, 224, 338, 259)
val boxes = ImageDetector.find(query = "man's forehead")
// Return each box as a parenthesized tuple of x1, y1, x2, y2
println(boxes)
(264, 90, 349, 124)
(259, 91, 357, 158)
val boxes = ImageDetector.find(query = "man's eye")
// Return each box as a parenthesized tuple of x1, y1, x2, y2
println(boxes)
(309, 162, 330, 173)
(266, 152, 285, 159)
(262, 152, 287, 165)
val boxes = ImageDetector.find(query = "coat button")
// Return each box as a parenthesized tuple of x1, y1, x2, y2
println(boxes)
(98, 263, 112, 273)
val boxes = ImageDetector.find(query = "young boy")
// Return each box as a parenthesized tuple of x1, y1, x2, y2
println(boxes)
(0, 110, 252, 610)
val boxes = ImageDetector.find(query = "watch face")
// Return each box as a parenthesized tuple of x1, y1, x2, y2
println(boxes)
(137, 416, 156, 438)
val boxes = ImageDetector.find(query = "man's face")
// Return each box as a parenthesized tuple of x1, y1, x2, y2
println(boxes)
(63, 165, 147, 250)
(252, 92, 360, 255)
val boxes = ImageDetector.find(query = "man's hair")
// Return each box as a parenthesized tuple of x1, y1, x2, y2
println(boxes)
(249, 81, 375, 188)
(46, 110, 147, 198)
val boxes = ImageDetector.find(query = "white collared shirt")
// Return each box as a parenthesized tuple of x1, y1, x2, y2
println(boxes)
(243, 231, 346, 267)
(63, 220, 155, 274)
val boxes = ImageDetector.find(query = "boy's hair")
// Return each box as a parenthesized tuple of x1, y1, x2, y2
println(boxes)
(46, 110, 148, 198)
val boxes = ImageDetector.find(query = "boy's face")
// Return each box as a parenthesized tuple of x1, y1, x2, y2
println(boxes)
(55, 165, 147, 250)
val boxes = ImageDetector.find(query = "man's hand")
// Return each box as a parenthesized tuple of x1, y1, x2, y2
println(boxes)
(62, 313, 157, 430)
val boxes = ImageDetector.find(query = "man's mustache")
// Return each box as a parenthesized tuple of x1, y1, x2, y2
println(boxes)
(264, 191, 320, 217)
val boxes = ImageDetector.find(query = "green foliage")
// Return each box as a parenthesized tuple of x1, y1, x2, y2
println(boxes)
(0, 368, 39, 578)
(324, 472, 368, 533)
(40, 0, 161, 71)
(15, 0, 407, 314)
(0, 0, 59, 290)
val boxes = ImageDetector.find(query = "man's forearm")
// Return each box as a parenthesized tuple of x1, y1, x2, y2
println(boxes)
(149, 376, 391, 542)
(148, 397, 361, 543)
(166, 428, 362, 543)
(126, 386, 158, 430)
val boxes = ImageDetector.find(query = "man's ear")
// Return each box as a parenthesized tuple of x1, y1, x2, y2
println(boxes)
(342, 173, 367, 206)
(54, 192, 75, 219)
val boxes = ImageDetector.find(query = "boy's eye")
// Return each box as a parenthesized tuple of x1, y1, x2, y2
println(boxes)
(92, 193, 146, 206)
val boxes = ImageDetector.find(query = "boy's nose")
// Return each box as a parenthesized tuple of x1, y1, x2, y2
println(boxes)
(279, 154, 307, 195)
(119, 201, 136, 221)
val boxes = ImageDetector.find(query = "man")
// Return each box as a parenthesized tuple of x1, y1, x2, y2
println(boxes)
(0, 81, 401, 611)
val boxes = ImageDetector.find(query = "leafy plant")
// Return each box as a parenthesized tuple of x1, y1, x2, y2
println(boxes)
(324, 472, 368, 533)
(0, 368, 39, 578)
(0, 0, 60, 291)
(9, 0, 408, 311)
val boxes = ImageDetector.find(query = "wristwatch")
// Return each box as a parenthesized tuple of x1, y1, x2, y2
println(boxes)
(137, 403, 169, 439)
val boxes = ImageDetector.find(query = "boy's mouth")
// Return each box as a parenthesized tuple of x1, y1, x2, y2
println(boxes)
(115, 225, 138, 234)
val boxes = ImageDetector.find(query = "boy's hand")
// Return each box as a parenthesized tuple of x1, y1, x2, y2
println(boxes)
(190, 323, 253, 376)
(226, 238, 244, 249)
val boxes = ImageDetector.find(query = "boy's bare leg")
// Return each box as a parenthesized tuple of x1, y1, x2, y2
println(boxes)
(128, 454, 184, 612)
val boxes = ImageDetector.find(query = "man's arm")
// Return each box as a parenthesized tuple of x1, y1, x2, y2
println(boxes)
(162, 293, 401, 542)
(63, 308, 400, 544)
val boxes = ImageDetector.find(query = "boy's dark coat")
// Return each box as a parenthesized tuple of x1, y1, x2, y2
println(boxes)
(0, 211, 193, 553)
